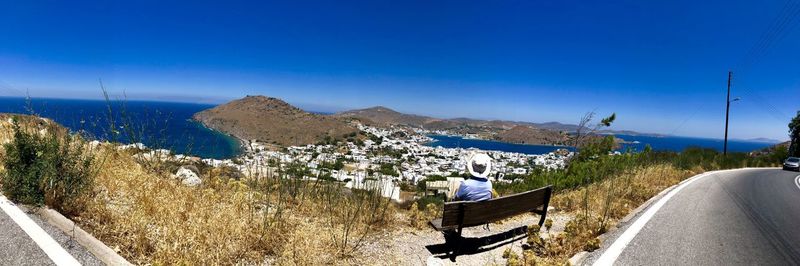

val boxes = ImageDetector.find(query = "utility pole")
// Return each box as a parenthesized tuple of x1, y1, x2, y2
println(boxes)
(724, 71, 732, 156)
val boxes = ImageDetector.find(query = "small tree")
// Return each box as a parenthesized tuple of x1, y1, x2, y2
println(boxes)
(789, 111, 800, 157)
(573, 112, 616, 149)
(571, 112, 617, 164)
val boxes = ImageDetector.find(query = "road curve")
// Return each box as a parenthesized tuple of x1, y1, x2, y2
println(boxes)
(586, 168, 800, 265)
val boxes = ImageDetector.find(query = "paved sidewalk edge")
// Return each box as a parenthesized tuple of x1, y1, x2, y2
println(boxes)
(36, 208, 132, 266)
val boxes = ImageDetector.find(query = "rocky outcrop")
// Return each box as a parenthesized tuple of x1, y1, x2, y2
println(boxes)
(494, 125, 569, 145)
(174, 166, 201, 186)
(193, 96, 358, 146)
(335, 106, 437, 127)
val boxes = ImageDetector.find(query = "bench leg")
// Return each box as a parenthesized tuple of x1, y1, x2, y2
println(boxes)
(537, 207, 547, 227)
(538, 190, 551, 227)
(447, 226, 464, 262)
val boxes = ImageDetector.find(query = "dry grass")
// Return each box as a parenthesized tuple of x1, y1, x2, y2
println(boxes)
(0, 116, 11, 171)
(407, 202, 440, 230)
(509, 164, 699, 264)
(77, 147, 279, 264)
(552, 164, 696, 218)
(73, 146, 398, 265)
(0, 114, 401, 265)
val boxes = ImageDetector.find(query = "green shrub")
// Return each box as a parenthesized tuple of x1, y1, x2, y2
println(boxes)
(1, 121, 48, 205)
(414, 194, 445, 210)
(495, 142, 784, 196)
(378, 163, 398, 176)
(1, 118, 96, 216)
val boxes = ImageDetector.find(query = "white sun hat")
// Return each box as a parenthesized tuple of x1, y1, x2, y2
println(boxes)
(467, 153, 492, 178)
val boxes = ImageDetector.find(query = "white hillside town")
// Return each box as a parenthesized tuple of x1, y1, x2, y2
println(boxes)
(117, 122, 574, 201)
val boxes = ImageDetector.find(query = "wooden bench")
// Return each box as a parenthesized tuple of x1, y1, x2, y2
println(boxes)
(429, 185, 552, 237)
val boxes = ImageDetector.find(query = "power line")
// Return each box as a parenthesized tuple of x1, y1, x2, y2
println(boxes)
(668, 2, 800, 137)
(738, 86, 789, 121)
(667, 100, 708, 136)
(728, 0, 800, 124)
(735, 0, 793, 71)
(735, 0, 800, 73)
(0, 80, 26, 97)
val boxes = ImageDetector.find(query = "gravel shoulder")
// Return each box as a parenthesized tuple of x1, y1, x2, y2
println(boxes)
(0, 208, 55, 266)
(2, 204, 103, 266)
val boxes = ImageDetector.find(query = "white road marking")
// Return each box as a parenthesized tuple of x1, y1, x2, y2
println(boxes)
(593, 170, 718, 266)
(593, 168, 780, 265)
(794, 175, 800, 191)
(0, 195, 81, 266)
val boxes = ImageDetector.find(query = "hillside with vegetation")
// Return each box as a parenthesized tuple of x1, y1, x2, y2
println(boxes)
(751, 140, 790, 157)
(0, 112, 399, 264)
(193, 95, 359, 146)
(0, 110, 791, 265)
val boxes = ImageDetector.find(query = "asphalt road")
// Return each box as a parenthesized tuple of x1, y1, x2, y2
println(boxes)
(0, 202, 101, 266)
(586, 168, 800, 265)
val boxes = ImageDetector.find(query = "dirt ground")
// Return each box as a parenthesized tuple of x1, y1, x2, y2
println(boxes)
(358, 210, 573, 265)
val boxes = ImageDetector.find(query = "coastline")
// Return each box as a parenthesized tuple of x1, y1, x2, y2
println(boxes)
(426, 134, 574, 148)
(188, 119, 246, 159)
(424, 134, 575, 155)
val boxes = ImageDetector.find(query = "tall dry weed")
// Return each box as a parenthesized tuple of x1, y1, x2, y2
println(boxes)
(522, 164, 693, 263)
(77, 146, 397, 264)
(80, 147, 282, 264)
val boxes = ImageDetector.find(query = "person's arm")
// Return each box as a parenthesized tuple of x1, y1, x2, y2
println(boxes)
(453, 181, 466, 201)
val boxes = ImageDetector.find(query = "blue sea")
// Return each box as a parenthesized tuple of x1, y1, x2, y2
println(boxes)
(0, 97, 240, 159)
(426, 134, 775, 155)
(0, 97, 777, 158)
(613, 134, 774, 153)
(426, 135, 576, 154)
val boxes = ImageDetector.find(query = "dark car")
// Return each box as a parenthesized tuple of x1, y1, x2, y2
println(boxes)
(784, 157, 800, 171)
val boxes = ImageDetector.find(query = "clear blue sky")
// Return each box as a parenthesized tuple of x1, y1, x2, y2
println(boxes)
(1, 1, 799, 141)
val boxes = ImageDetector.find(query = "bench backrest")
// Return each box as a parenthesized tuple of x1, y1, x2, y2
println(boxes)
(440, 185, 552, 228)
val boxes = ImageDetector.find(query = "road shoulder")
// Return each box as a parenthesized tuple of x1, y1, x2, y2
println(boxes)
(572, 175, 682, 265)
(16, 204, 104, 266)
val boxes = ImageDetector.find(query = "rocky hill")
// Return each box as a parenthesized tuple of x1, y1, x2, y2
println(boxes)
(494, 125, 569, 145)
(335, 107, 529, 130)
(336, 106, 664, 139)
(193, 96, 358, 146)
(335, 106, 436, 127)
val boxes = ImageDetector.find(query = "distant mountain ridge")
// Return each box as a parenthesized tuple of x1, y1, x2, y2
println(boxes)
(740, 137, 784, 144)
(335, 106, 661, 137)
(193, 95, 358, 146)
(751, 140, 790, 155)
(336, 106, 578, 145)
(334, 106, 437, 127)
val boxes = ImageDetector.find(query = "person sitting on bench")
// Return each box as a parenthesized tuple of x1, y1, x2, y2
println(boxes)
(453, 153, 494, 201)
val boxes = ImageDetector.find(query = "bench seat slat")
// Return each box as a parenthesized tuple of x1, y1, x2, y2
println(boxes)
(432, 185, 552, 230)
(429, 218, 458, 231)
